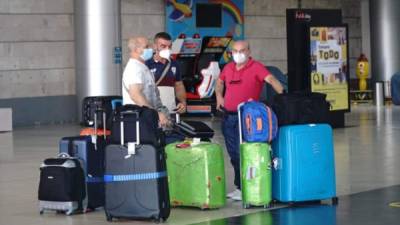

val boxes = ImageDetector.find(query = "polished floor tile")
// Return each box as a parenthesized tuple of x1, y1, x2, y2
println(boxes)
(191, 185, 400, 225)
(1, 105, 400, 225)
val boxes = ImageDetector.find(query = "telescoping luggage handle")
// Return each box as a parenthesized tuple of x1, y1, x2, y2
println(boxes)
(93, 108, 107, 150)
(237, 102, 246, 145)
(120, 110, 140, 156)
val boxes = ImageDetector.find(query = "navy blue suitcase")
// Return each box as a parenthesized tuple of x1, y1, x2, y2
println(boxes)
(59, 136, 106, 210)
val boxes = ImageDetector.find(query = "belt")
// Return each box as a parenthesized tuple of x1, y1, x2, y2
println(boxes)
(225, 111, 237, 115)
(221, 107, 237, 115)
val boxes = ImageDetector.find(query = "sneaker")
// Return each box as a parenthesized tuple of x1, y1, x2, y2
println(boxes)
(226, 189, 241, 198)
(226, 189, 240, 198)
(231, 190, 242, 201)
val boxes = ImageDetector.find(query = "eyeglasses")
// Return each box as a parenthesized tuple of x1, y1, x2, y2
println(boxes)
(229, 71, 242, 84)
(229, 79, 242, 84)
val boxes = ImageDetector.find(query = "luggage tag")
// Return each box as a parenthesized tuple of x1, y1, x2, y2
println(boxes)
(191, 138, 201, 146)
(246, 166, 257, 180)
(125, 142, 136, 159)
(272, 157, 281, 170)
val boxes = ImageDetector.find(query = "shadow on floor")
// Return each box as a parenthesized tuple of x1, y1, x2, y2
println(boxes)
(190, 185, 400, 225)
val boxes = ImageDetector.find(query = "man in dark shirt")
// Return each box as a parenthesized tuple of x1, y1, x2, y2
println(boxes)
(146, 32, 187, 113)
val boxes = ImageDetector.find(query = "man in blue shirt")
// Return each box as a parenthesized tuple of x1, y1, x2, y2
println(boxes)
(146, 32, 187, 114)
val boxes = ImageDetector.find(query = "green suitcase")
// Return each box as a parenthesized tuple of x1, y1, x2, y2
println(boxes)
(238, 102, 272, 209)
(240, 142, 272, 208)
(165, 142, 226, 209)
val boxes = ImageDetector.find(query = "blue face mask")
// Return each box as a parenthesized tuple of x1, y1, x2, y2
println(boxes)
(140, 48, 154, 61)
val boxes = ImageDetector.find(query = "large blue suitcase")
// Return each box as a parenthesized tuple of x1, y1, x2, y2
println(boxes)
(271, 124, 337, 203)
(59, 136, 106, 210)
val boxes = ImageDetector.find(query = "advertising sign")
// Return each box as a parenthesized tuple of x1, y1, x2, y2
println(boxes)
(309, 26, 349, 111)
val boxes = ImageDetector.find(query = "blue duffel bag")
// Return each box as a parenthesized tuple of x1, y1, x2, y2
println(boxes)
(238, 100, 278, 143)
(391, 73, 400, 105)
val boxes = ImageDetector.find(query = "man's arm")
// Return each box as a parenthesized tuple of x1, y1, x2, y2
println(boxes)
(215, 78, 225, 110)
(128, 84, 152, 107)
(130, 83, 170, 127)
(174, 81, 187, 113)
(264, 75, 284, 94)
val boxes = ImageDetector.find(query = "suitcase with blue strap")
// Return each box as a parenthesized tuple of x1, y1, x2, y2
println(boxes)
(104, 110, 170, 222)
(59, 135, 106, 210)
(272, 124, 337, 203)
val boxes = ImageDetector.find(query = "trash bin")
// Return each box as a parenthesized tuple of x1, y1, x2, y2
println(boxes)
(375, 82, 384, 106)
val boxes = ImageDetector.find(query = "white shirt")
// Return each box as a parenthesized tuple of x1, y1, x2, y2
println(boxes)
(122, 58, 166, 114)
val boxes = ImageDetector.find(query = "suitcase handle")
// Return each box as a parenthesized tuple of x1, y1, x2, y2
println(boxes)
(119, 110, 140, 156)
(93, 108, 107, 149)
(111, 99, 123, 110)
(237, 102, 246, 144)
(58, 152, 71, 158)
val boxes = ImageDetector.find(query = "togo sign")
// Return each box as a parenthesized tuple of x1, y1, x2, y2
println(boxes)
(317, 41, 341, 61)
(319, 49, 340, 60)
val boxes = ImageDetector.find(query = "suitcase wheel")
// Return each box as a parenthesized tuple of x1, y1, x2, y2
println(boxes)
(332, 197, 339, 205)
(154, 216, 166, 223)
(39, 210, 44, 215)
(263, 204, 271, 209)
(105, 213, 113, 222)
(243, 203, 250, 209)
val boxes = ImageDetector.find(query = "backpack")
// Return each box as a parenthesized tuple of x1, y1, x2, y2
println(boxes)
(239, 101, 278, 143)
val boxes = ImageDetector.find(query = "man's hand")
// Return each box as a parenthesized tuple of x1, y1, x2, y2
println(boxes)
(215, 78, 225, 111)
(216, 95, 225, 111)
(264, 75, 284, 94)
(158, 111, 170, 128)
(175, 102, 186, 114)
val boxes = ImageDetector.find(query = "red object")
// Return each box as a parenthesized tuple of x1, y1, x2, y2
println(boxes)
(186, 92, 200, 99)
(178, 33, 186, 39)
(80, 128, 111, 136)
(176, 143, 190, 148)
(219, 58, 271, 111)
(358, 53, 368, 62)
(192, 33, 201, 39)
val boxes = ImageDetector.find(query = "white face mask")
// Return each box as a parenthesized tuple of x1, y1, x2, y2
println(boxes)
(159, 49, 171, 60)
(232, 53, 247, 64)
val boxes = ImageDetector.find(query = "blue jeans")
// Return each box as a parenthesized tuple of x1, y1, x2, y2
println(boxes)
(221, 114, 241, 189)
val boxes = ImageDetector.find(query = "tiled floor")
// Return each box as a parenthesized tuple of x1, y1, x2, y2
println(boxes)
(1, 105, 400, 225)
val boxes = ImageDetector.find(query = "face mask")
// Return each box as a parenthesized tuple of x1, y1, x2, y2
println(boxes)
(159, 49, 171, 60)
(140, 48, 154, 61)
(232, 53, 247, 64)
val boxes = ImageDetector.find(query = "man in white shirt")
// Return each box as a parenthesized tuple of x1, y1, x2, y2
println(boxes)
(122, 36, 169, 127)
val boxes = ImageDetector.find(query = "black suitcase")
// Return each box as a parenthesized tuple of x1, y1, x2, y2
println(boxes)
(82, 95, 122, 128)
(104, 110, 170, 222)
(38, 153, 85, 215)
(271, 92, 331, 126)
(110, 104, 164, 146)
(173, 114, 214, 140)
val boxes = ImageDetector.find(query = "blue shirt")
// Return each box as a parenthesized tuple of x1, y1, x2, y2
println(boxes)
(145, 58, 181, 87)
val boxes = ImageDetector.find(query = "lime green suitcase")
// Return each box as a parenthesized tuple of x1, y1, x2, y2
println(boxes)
(165, 142, 226, 209)
(238, 102, 273, 209)
(240, 142, 272, 208)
